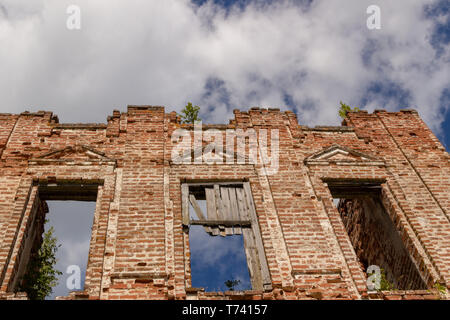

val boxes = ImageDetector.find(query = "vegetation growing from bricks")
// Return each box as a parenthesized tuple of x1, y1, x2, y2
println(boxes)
(338, 101, 360, 119)
(434, 282, 447, 296)
(179, 102, 201, 124)
(378, 268, 395, 291)
(18, 223, 62, 300)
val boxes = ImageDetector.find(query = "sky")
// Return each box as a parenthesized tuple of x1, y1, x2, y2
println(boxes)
(44, 201, 95, 300)
(189, 200, 252, 292)
(189, 226, 251, 292)
(0, 0, 449, 298)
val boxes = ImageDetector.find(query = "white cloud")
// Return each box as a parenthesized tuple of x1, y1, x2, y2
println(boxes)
(189, 225, 246, 267)
(0, 0, 448, 137)
(47, 238, 90, 299)
(59, 238, 90, 267)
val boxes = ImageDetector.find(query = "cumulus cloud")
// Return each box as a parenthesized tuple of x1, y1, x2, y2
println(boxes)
(189, 224, 245, 267)
(0, 0, 448, 136)
(189, 225, 251, 290)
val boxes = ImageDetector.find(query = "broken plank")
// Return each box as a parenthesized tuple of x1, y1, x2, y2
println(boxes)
(189, 194, 206, 220)
(189, 194, 211, 234)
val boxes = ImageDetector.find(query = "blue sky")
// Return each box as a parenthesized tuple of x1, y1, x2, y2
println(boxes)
(1, 0, 449, 298)
(189, 226, 251, 292)
(188, 200, 251, 292)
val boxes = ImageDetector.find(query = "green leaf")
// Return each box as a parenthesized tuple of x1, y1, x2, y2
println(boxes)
(338, 101, 360, 119)
(179, 102, 201, 124)
(18, 225, 62, 300)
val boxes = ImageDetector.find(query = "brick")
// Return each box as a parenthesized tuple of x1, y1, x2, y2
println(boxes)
(0, 106, 447, 300)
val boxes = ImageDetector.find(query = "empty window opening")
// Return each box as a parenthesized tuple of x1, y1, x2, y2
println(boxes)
(189, 225, 251, 291)
(14, 183, 98, 300)
(182, 182, 271, 292)
(328, 181, 427, 290)
(43, 201, 96, 299)
(188, 199, 251, 291)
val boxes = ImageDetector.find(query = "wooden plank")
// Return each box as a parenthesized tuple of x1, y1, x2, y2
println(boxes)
(242, 228, 262, 290)
(229, 188, 242, 234)
(242, 228, 255, 284)
(205, 188, 219, 236)
(189, 194, 211, 234)
(220, 187, 233, 235)
(189, 220, 251, 227)
(183, 182, 246, 187)
(218, 225, 226, 237)
(213, 185, 224, 218)
(181, 184, 189, 227)
(220, 187, 231, 219)
(236, 187, 248, 219)
(189, 194, 206, 220)
(243, 182, 272, 290)
(205, 188, 218, 220)
(214, 184, 226, 236)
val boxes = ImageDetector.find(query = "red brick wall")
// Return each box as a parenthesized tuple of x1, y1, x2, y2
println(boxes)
(0, 106, 448, 300)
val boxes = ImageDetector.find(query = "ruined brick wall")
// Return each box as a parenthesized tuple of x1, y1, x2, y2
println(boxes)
(0, 106, 448, 300)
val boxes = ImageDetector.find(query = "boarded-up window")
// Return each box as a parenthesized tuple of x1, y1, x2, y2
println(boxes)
(182, 182, 271, 291)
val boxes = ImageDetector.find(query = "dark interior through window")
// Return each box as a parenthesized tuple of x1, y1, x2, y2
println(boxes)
(328, 181, 427, 290)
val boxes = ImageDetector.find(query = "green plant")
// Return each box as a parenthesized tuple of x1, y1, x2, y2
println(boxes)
(338, 101, 360, 119)
(434, 282, 447, 295)
(224, 279, 241, 291)
(179, 102, 201, 124)
(379, 268, 395, 291)
(18, 224, 62, 300)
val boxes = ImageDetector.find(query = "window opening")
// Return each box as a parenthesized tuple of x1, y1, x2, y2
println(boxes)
(182, 182, 271, 291)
